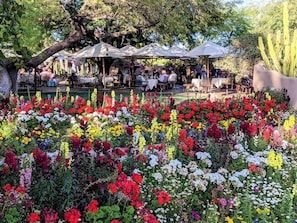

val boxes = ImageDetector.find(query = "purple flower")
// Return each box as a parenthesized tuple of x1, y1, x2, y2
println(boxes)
(253, 186, 259, 193)
(219, 198, 227, 206)
(191, 210, 201, 220)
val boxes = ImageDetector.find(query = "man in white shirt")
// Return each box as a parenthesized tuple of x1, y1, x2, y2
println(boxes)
(158, 68, 169, 83)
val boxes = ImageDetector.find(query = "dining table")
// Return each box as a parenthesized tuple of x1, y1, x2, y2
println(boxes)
(102, 76, 114, 86)
(78, 76, 99, 85)
(146, 79, 158, 91)
(191, 78, 203, 91)
(211, 78, 229, 88)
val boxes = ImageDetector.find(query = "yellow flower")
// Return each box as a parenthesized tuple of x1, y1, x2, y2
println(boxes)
(264, 207, 270, 214)
(111, 90, 115, 99)
(21, 136, 30, 145)
(292, 184, 297, 197)
(236, 215, 243, 221)
(284, 115, 295, 131)
(267, 149, 283, 170)
(225, 216, 234, 223)
(138, 134, 146, 154)
(256, 207, 262, 214)
(166, 146, 175, 160)
(66, 86, 70, 94)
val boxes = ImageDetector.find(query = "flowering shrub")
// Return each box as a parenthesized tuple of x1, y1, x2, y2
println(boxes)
(0, 88, 296, 222)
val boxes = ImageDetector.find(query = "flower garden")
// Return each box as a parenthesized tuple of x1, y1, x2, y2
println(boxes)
(0, 87, 297, 223)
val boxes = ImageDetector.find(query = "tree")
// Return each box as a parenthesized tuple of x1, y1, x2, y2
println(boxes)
(1, 0, 240, 95)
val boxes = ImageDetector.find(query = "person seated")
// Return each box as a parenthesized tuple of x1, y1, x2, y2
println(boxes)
(168, 68, 177, 88)
(136, 73, 147, 83)
(135, 73, 148, 91)
(158, 68, 169, 83)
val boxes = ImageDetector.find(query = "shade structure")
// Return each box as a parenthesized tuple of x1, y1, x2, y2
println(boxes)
(168, 46, 188, 58)
(120, 45, 139, 57)
(184, 41, 228, 77)
(185, 41, 228, 58)
(132, 43, 175, 58)
(74, 42, 126, 88)
(75, 42, 126, 59)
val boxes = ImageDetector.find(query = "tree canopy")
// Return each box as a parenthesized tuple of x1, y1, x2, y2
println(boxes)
(1, 0, 247, 68)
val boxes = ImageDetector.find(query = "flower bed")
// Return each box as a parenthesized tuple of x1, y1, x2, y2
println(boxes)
(0, 88, 296, 223)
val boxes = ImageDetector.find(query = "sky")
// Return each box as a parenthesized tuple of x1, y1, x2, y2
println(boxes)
(240, 0, 271, 7)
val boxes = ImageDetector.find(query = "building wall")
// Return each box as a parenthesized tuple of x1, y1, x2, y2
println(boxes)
(253, 64, 297, 108)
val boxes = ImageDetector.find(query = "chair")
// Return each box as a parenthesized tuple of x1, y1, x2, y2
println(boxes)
(157, 76, 169, 92)
(221, 77, 233, 94)
(200, 78, 212, 93)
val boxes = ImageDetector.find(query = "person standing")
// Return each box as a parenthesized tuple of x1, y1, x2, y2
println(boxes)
(195, 64, 202, 79)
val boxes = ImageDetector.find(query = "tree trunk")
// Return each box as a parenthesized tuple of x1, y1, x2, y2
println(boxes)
(0, 66, 13, 98)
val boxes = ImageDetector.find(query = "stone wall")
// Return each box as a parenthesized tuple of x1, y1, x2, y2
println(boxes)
(253, 64, 297, 108)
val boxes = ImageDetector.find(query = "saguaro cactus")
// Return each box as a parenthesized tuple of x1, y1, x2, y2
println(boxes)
(258, 2, 297, 77)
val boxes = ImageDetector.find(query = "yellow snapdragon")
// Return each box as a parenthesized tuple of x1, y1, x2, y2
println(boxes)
(267, 150, 283, 170)
(284, 115, 295, 131)
(166, 146, 175, 160)
(138, 134, 146, 154)
(91, 88, 97, 107)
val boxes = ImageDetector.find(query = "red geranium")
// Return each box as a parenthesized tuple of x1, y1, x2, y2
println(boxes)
(157, 191, 171, 205)
(64, 208, 81, 223)
(85, 199, 99, 213)
(132, 173, 143, 184)
(108, 183, 118, 194)
(27, 212, 40, 223)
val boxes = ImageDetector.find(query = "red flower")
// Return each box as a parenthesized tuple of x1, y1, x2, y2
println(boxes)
(42, 208, 59, 223)
(64, 208, 81, 223)
(110, 220, 121, 223)
(85, 199, 99, 213)
(4, 151, 18, 171)
(32, 148, 51, 170)
(126, 126, 134, 136)
(3, 183, 15, 192)
(227, 124, 235, 135)
(132, 173, 143, 184)
(71, 135, 81, 149)
(15, 186, 26, 194)
(103, 141, 111, 150)
(157, 191, 171, 205)
(28, 212, 40, 223)
(108, 183, 118, 193)
(83, 139, 92, 152)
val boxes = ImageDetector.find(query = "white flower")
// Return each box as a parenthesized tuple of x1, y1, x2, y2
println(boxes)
(152, 172, 163, 182)
(230, 151, 239, 159)
(195, 152, 211, 160)
(192, 169, 204, 176)
(178, 167, 188, 176)
(229, 176, 244, 188)
(205, 172, 226, 184)
(149, 154, 159, 167)
(168, 159, 182, 170)
(187, 161, 197, 172)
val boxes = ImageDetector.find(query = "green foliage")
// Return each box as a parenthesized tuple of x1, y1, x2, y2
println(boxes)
(258, 2, 297, 77)
(86, 205, 135, 223)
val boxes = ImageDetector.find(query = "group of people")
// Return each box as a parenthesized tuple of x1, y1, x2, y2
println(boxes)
(135, 66, 177, 91)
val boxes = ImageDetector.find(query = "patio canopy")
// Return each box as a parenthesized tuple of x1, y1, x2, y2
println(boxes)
(132, 43, 175, 58)
(184, 41, 228, 77)
(75, 42, 126, 59)
(120, 45, 139, 57)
